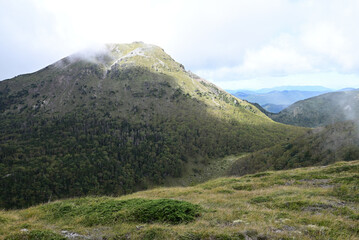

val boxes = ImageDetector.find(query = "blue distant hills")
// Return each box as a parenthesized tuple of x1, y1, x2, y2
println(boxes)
(226, 86, 356, 113)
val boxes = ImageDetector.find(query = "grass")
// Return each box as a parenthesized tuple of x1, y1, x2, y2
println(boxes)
(40, 198, 201, 226)
(165, 154, 249, 187)
(1, 160, 359, 239)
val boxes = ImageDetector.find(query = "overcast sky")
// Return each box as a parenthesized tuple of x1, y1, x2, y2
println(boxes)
(1, 0, 359, 90)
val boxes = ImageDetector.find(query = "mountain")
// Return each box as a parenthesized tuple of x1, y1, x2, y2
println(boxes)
(255, 85, 333, 93)
(262, 103, 288, 113)
(270, 89, 359, 127)
(231, 90, 331, 113)
(0, 42, 302, 209)
(1, 160, 358, 240)
(226, 85, 333, 94)
(339, 87, 357, 91)
(230, 120, 359, 176)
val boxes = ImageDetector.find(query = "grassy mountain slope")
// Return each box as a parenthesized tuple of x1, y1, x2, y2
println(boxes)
(1, 160, 358, 240)
(270, 90, 359, 127)
(0, 42, 303, 209)
(230, 121, 359, 176)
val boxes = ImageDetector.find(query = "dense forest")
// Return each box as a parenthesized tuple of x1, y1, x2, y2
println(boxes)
(229, 121, 359, 176)
(0, 96, 293, 209)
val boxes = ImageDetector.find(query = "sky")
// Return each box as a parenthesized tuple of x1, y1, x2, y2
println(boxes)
(1, 0, 359, 90)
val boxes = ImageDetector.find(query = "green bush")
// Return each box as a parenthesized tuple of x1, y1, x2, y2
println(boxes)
(332, 185, 359, 202)
(0, 215, 7, 223)
(249, 172, 271, 178)
(42, 197, 201, 226)
(249, 196, 273, 204)
(129, 199, 201, 224)
(274, 200, 311, 211)
(232, 184, 254, 191)
(349, 214, 359, 220)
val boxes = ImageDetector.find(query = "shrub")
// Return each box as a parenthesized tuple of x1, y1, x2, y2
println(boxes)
(0, 215, 7, 223)
(249, 196, 273, 204)
(129, 199, 201, 224)
(332, 185, 359, 202)
(232, 184, 254, 191)
(41, 197, 201, 226)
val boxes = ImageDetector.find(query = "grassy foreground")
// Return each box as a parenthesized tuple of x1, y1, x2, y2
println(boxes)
(1, 160, 359, 240)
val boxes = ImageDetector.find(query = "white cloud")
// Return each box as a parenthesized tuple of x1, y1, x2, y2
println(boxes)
(300, 23, 356, 71)
(211, 72, 359, 90)
(239, 36, 312, 76)
(1, 0, 359, 89)
(196, 9, 359, 89)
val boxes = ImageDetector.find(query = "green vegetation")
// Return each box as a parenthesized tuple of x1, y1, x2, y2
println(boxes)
(269, 90, 359, 127)
(41, 198, 201, 225)
(1, 160, 358, 239)
(0, 42, 302, 209)
(230, 121, 359, 176)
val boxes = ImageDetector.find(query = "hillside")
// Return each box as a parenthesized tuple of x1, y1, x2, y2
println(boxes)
(270, 90, 359, 127)
(231, 89, 331, 113)
(230, 121, 359, 176)
(0, 42, 303, 209)
(1, 160, 358, 240)
(262, 103, 288, 113)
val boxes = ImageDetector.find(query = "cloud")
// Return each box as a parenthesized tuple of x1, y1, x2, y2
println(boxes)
(1, 0, 359, 89)
(217, 23, 357, 78)
(196, 16, 359, 88)
(300, 23, 357, 71)
(239, 35, 312, 76)
(190, 0, 359, 89)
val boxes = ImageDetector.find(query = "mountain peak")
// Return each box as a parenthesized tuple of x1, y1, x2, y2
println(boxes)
(0, 42, 302, 209)
(53, 42, 185, 79)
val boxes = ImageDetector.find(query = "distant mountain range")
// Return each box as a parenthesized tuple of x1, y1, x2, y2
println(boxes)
(226, 85, 333, 94)
(269, 89, 359, 128)
(226, 86, 356, 113)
